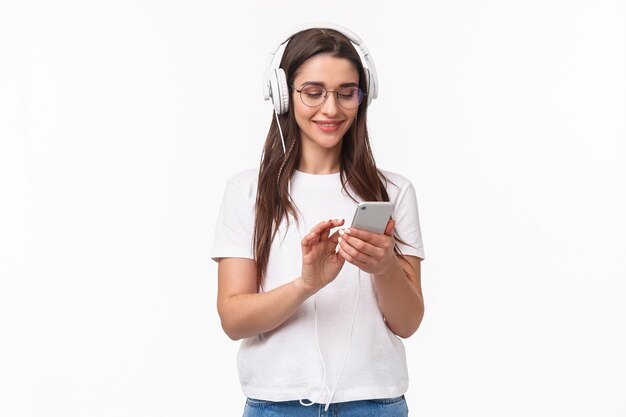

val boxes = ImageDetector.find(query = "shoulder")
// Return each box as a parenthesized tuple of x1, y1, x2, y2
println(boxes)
(378, 168, 415, 196)
(224, 167, 259, 198)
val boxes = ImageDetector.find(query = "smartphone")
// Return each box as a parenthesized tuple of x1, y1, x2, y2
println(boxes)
(349, 201, 393, 234)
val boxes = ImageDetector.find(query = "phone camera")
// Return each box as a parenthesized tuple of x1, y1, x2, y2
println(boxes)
(361, 206, 366, 210)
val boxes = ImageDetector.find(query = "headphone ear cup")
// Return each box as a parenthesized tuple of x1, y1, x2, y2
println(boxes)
(269, 68, 290, 114)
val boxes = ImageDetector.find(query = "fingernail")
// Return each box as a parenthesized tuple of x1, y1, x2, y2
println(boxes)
(338, 229, 344, 235)
(338, 237, 343, 243)
(345, 228, 352, 234)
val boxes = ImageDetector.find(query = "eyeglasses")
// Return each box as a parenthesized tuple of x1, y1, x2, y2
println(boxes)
(292, 84, 364, 110)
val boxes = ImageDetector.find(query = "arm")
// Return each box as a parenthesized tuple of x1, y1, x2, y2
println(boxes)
(217, 219, 345, 340)
(337, 220, 424, 338)
(372, 254, 423, 338)
(217, 258, 312, 340)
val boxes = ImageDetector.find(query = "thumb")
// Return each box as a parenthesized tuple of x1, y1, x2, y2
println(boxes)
(384, 219, 395, 236)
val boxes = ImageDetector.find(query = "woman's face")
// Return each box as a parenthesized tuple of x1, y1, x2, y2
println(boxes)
(291, 54, 360, 156)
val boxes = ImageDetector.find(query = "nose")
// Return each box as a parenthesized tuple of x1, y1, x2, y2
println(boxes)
(320, 92, 339, 116)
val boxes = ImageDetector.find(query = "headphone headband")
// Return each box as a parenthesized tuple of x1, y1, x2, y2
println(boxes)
(262, 22, 379, 108)
(270, 22, 364, 57)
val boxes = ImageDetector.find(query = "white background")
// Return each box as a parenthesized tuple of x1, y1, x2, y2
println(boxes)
(1, 1, 625, 416)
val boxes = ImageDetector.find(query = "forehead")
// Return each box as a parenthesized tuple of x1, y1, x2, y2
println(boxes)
(293, 54, 359, 86)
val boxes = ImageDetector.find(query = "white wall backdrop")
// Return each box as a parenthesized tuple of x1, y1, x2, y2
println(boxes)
(1, 1, 625, 416)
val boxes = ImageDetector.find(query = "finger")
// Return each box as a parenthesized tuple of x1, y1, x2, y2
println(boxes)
(302, 231, 319, 246)
(309, 218, 344, 236)
(309, 221, 329, 235)
(384, 219, 396, 237)
(327, 219, 346, 244)
(311, 219, 345, 241)
(340, 231, 383, 259)
(338, 238, 370, 267)
(332, 218, 345, 226)
(320, 223, 332, 241)
(307, 222, 331, 244)
(328, 227, 344, 243)
(340, 233, 374, 260)
(343, 227, 388, 247)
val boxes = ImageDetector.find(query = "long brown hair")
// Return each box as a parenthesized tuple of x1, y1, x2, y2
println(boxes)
(253, 28, 398, 289)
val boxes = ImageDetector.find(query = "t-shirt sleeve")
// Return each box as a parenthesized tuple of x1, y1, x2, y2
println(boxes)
(211, 178, 255, 262)
(392, 181, 425, 260)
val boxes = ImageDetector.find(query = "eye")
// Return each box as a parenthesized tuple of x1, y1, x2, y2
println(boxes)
(338, 87, 359, 99)
(301, 86, 325, 98)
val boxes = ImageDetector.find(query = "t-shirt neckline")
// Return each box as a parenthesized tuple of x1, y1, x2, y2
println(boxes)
(293, 169, 341, 179)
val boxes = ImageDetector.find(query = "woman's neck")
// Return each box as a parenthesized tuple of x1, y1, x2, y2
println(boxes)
(298, 143, 341, 174)
(297, 160, 340, 175)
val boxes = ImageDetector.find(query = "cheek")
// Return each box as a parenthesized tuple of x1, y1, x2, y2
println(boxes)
(293, 103, 314, 125)
(344, 112, 358, 130)
(293, 110, 307, 130)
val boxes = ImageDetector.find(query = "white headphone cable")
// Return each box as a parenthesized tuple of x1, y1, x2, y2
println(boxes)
(299, 268, 361, 412)
(288, 178, 361, 412)
(298, 297, 329, 407)
(274, 109, 287, 154)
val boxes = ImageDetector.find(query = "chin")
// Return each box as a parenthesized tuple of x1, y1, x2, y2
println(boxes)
(312, 135, 344, 149)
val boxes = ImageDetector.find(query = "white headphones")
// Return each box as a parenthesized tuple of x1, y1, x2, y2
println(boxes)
(262, 22, 379, 115)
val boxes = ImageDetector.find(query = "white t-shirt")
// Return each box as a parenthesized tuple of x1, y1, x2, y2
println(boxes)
(211, 168, 425, 403)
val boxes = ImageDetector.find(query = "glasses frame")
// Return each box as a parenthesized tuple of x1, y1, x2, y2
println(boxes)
(291, 84, 365, 110)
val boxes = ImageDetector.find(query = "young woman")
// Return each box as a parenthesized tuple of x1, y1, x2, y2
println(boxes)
(212, 23, 425, 417)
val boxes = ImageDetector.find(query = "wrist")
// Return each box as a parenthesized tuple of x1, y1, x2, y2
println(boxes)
(373, 257, 403, 281)
(294, 277, 319, 299)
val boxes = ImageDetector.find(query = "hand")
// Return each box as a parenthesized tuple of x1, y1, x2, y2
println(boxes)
(336, 219, 398, 275)
(300, 219, 345, 295)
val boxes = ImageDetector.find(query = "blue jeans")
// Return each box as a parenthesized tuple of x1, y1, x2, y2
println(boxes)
(243, 396, 408, 417)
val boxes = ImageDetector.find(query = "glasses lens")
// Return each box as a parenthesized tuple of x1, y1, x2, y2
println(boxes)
(337, 87, 363, 109)
(300, 85, 326, 107)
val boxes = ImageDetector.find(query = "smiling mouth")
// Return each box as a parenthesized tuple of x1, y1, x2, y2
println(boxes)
(314, 121, 343, 133)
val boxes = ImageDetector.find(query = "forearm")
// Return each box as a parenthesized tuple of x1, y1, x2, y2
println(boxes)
(373, 259, 424, 338)
(219, 277, 313, 340)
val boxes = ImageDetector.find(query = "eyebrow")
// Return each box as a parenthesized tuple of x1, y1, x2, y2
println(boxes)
(299, 81, 359, 88)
